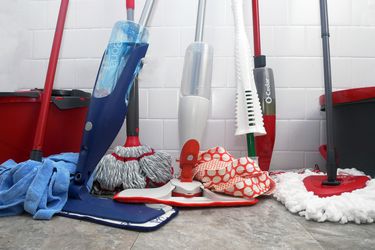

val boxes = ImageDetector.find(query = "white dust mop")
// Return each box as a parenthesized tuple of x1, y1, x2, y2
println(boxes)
(273, 169, 375, 224)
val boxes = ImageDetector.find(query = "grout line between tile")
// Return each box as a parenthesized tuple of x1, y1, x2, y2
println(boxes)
(130, 232, 140, 250)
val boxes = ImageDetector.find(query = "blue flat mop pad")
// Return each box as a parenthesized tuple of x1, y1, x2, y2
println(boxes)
(0, 153, 78, 219)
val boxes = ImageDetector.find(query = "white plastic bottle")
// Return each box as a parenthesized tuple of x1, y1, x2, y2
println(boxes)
(178, 42, 213, 148)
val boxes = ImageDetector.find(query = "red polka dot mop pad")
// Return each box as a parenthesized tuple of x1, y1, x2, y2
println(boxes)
(114, 140, 275, 207)
(193, 147, 275, 199)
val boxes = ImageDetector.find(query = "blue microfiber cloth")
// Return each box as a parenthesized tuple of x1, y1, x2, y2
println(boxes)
(0, 153, 77, 220)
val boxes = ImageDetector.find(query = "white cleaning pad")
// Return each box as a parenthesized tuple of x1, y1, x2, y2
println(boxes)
(273, 169, 375, 224)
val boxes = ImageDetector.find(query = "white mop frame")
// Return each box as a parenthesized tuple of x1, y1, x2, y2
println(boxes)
(232, 0, 266, 136)
(273, 169, 375, 224)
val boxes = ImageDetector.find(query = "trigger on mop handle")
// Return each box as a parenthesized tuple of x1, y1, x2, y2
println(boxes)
(180, 139, 200, 182)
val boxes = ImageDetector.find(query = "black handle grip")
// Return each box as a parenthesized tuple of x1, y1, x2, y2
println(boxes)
(126, 77, 139, 136)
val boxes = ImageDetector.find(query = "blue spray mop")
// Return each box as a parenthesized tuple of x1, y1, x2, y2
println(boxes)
(59, 0, 178, 231)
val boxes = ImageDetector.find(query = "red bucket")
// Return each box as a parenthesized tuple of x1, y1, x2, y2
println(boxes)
(0, 89, 90, 163)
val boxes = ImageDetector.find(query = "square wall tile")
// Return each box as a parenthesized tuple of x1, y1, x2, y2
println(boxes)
(304, 27, 322, 57)
(352, 0, 375, 26)
(328, 0, 352, 26)
(139, 119, 164, 150)
(272, 27, 306, 57)
(333, 27, 375, 58)
(288, 0, 320, 25)
(17, 60, 48, 89)
(27, 1, 48, 30)
(259, 0, 288, 26)
(276, 88, 306, 120)
(32, 30, 53, 59)
(270, 151, 305, 170)
(269, 57, 323, 88)
(206, 0, 227, 27)
(201, 120, 226, 150)
(212, 57, 227, 88)
(75, 59, 101, 89)
(139, 56, 183, 88)
(54, 59, 76, 89)
(287, 120, 320, 151)
(331, 58, 352, 88)
(163, 120, 179, 150)
(60, 29, 110, 59)
(74, 0, 124, 29)
(163, 0, 196, 26)
(138, 57, 167, 88)
(273, 120, 289, 151)
(352, 58, 375, 87)
(163, 57, 184, 87)
(226, 57, 235, 87)
(139, 88, 149, 119)
(147, 27, 180, 57)
(305, 88, 324, 120)
(148, 89, 179, 119)
(207, 26, 235, 57)
(211, 88, 236, 119)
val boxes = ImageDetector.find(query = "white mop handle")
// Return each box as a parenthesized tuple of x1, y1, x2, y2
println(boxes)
(195, 0, 207, 42)
(139, 0, 156, 28)
(232, 0, 265, 136)
(232, 0, 255, 90)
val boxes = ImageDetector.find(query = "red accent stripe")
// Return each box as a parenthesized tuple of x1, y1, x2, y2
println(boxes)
(111, 149, 155, 162)
(113, 195, 259, 208)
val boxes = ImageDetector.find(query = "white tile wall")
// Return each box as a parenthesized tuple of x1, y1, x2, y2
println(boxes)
(2, 0, 375, 170)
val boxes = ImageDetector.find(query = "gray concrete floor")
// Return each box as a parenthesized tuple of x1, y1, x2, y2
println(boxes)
(0, 197, 374, 250)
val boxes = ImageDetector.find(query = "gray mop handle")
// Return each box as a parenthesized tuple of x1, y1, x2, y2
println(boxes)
(139, 0, 155, 28)
(195, 0, 207, 42)
(320, 0, 337, 182)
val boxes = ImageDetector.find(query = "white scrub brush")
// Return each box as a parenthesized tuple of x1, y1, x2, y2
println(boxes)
(232, 0, 266, 136)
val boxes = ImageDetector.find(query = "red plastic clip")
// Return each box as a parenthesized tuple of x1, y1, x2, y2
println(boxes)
(179, 139, 200, 182)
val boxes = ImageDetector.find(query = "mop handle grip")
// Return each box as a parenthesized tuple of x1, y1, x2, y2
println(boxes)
(125, 77, 139, 140)
(126, 0, 134, 9)
(126, 0, 135, 21)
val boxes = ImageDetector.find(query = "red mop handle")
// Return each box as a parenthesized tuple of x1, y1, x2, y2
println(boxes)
(252, 0, 261, 56)
(31, 0, 69, 160)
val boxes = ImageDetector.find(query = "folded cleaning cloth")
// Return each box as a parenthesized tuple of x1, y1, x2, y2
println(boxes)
(0, 153, 77, 220)
(192, 147, 275, 199)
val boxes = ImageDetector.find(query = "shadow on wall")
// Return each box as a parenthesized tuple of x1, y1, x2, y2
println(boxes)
(0, 0, 28, 91)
